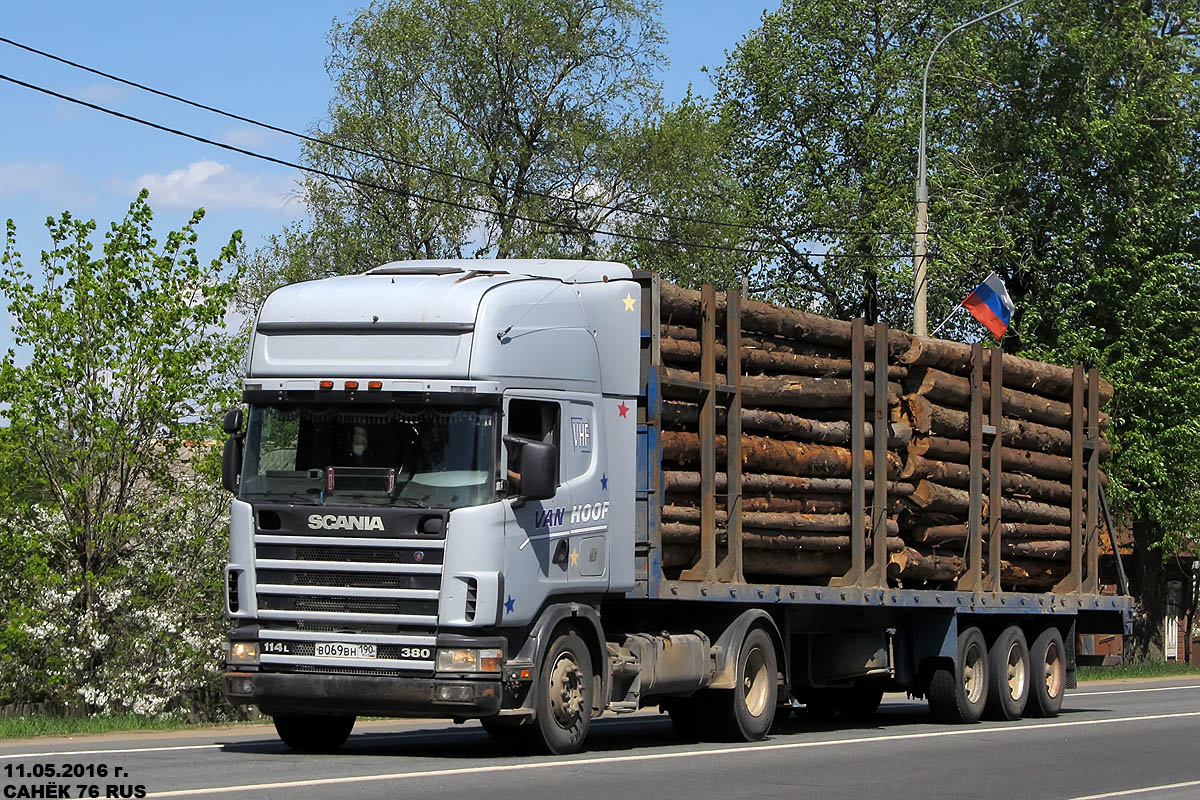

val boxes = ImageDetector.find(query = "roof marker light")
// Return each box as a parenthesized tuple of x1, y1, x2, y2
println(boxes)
(344, 380, 359, 391)
(319, 380, 334, 391)
(368, 381, 383, 391)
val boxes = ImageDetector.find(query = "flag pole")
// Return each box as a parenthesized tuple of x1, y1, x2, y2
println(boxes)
(929, 305, 959, 337)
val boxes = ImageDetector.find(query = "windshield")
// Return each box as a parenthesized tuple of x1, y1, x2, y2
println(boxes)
(240, 403, 497, 509)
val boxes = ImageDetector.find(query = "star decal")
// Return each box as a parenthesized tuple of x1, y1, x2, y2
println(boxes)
(600, 473, 608, 491)
(617, 401, 629, 418)
(622, 292, 637, 311)
(569, 549, 580, 566)
(504, 595, 515, 614)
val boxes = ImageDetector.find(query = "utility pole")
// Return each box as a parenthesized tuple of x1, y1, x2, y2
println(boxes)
(913, 0, 1029, 337)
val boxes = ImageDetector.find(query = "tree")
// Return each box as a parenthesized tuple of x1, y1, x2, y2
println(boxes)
(237, 0, 667, 312)
(0, 192, 243, 713)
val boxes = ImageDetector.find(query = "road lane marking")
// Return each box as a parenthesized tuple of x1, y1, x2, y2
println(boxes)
(145, 710, 1200, 797)
(1070, 685, 1200, 698)
(1067, 778, 1200, 799)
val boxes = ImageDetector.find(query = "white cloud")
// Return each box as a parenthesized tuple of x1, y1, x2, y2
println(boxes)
(222, 127, 283, 149)
(76, 84, 130, 104)
(130, 160, 302, 214)
(0, 161, 95, 207)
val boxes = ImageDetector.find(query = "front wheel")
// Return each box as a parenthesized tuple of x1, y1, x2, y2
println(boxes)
(273, 713, 356, 753)
(709, 626, 778, 741)
(534, 628, 594, 754)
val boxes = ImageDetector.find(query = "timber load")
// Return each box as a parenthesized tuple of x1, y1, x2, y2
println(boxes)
(653, 280, 1113, 593)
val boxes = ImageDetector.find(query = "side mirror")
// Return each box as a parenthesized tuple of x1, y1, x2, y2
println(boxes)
(516, 440, 557, 502)
(223, 407, 244, 435)
(222, 436, 243, 493)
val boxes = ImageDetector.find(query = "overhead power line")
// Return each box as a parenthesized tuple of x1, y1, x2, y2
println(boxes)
(0, 34, 924, 240)
(1, 70, 925, 262)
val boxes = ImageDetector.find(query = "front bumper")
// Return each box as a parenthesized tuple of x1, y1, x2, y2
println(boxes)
(223, 671, 503, 718)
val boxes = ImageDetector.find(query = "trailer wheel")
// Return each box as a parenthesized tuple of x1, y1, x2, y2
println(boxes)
(927, 626, 988, 724)
(272, 714, 356, 753)
(1025, 626, 1066, 718)
(985, 626, 1030, 720)
(710, 626, 778, 741)
(534, 628, 593, 754)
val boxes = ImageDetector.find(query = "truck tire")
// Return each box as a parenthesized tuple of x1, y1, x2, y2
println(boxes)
(1025, 626, 1066, 718)
(534, 628, 594, 754)
(985, 626, 1030, 721)
(709, 626, 778, 741)
(927, 626, 988, 724)
(272, 713, 356, 753)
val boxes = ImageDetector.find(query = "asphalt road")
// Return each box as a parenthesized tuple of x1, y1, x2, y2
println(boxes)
(3, 678, 1199, 800)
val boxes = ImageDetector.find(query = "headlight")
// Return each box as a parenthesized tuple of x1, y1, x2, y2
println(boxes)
(229, 641, 260, 666)
(437, 648, 502, 672)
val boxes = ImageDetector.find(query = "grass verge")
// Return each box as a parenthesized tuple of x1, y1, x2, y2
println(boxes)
(0, 714, 250, 740)
(1077, 660, 1200, 682)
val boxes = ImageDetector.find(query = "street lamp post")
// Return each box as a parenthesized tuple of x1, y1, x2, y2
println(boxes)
(913, 0, 1029, 337)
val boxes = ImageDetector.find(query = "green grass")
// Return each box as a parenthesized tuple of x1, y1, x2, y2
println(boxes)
(0, 713, 256, 740)
(1077, 660, 1200, 682)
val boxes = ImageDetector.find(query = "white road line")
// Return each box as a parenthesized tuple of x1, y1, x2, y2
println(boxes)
(146, 710, 1200, 798)
(1070, 685, 1200, 698)
(1066, 778, 1200, 799)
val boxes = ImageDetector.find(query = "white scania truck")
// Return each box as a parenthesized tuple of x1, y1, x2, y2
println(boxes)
(220, 259, 1129, 754)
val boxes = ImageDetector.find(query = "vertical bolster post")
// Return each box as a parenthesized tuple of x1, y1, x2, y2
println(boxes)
(717, 289, 744, 583)
(958, 342, 984, 591)
(1055, 365, 1085, 593)
(864, 321, 889, 587)
(987, 347, 1003, 592)
(1084, 367, 1100, 594)
(682, 284, 717, 581)
(832, 318, 866, 587)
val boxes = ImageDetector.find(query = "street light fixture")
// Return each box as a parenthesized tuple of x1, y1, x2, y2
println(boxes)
(912, 0, 1030, 337)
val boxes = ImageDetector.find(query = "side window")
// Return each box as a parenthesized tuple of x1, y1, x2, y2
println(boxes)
(506, 399, 560, 492)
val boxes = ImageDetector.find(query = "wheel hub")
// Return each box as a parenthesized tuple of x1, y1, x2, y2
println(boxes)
(548, 652, 584, 727)
(1006, 642, 1028, 701)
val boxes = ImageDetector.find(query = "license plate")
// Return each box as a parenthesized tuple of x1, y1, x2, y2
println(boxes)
(315, 642, 377, 659)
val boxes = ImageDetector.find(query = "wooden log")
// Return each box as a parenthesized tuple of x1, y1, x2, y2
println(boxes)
(661, 401, 913, 448)
(661, 431, 903, 478)
(664, 493, 902, 515)
(660, 337, 908, 380)
(661, 505, 902, 535)
(664, 367, 902, 409)
(910, 523, 1071, 544)
(660, 281, 913, 355)
(908, 480, 1071, 525)
(902, 394, 1111, 460)
(888, 548, 963, 583)
(661, 543, 848, 577)
(662, 470, 917, 496)
(660, 521, 903, 551)
(906, 367, 1109, 429)
(898, 336, 1114, 402)
(901, 454, 1076, 504)
(662, 322, 848, 360)
(908, 436, 1087, 482)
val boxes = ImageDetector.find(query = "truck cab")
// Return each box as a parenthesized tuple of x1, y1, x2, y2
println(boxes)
(222, 259, 641, 752)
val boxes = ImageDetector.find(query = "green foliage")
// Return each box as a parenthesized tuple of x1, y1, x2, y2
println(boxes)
(0, 193, 244, 715)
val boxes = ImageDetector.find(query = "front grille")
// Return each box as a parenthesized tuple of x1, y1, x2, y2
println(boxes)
(259, 594, 438, 616)
(257, 544, 443, 565)
(257, 568, 440, 591)
(252, 532, 442, 676)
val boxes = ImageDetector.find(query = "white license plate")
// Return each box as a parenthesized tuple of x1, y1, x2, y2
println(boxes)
(315, 642, 377, 659)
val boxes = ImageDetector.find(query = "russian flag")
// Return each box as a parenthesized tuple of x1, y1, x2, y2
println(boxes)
(961, 272, 1014, 339)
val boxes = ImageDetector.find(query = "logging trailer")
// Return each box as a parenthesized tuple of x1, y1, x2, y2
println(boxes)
(218, 259, 1131, 754)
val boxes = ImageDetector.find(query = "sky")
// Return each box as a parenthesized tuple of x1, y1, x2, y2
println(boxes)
(0, 1, 774, 357)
